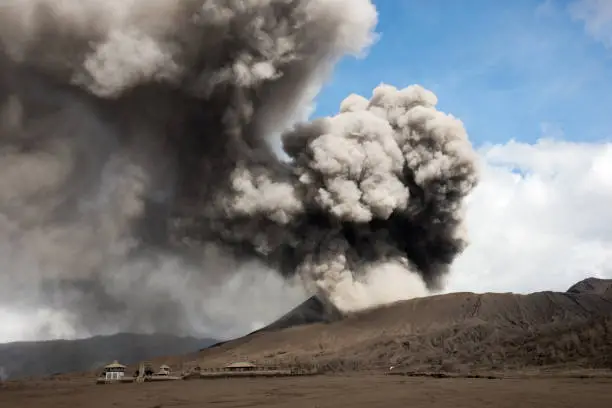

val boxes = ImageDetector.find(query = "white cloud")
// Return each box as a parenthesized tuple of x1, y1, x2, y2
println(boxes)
(569, 0, 612, 48)
(447, 138, 612, 294)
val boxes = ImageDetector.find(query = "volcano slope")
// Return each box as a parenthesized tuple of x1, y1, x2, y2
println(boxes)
(194, 278, 612, 374)
(206, 295, 343, 351)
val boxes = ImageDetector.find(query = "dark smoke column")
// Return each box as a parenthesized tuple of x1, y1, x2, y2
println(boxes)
(0, 0, 478, 338)
(222, 84, 479, 310)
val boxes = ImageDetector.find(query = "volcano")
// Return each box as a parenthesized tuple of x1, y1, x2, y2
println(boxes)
(196, 277, 612, 373)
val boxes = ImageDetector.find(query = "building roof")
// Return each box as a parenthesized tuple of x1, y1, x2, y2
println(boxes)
(224, 361, 256, 369)
(104, 360, 126, 369)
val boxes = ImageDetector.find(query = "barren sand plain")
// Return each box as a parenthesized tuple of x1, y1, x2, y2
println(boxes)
(2, 374, 612, 408)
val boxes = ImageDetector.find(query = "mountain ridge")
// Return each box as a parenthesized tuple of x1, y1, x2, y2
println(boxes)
(0, 332, 217, 380)
(192, 277, 612, 373)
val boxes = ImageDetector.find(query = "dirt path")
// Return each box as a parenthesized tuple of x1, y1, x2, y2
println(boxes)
(2, 374, 612, 408)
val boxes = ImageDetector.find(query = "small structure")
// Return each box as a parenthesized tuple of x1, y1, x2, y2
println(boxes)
(156, 364, 171, 376)
(102, 361, 126, 381)
(224, 362, 257, 372)
(180, 363, 201, 379)
(133, 361, 153, 383)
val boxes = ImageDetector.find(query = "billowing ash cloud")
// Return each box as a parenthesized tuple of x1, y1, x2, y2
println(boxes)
(0, 0, 478, 338)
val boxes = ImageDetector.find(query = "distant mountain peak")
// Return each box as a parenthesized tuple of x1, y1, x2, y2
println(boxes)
(566, 277, 612, 296)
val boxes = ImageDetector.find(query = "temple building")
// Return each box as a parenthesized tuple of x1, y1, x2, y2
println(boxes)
(102, 361, 126, 381)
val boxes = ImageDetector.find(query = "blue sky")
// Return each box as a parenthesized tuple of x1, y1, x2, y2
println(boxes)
(313, 0, 612, 147)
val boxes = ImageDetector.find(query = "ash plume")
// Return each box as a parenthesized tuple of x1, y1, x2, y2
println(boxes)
(0, 0, 478, 338)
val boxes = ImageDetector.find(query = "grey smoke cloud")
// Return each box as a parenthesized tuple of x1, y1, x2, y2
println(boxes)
(0, 0, 478, 339)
